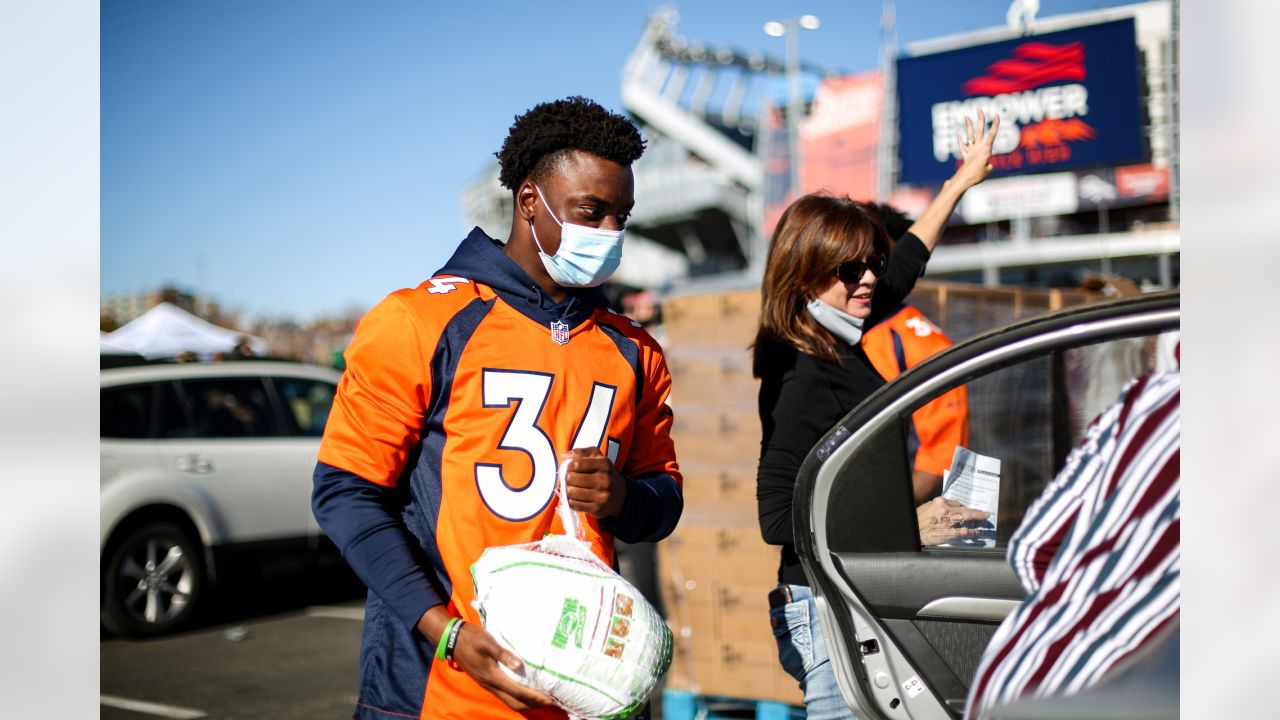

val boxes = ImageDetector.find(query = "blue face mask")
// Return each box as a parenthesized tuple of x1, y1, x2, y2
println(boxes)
(529, 185, 625, 288)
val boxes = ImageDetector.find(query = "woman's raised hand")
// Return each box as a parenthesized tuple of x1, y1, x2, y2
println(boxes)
(952, 109, 1001, 190)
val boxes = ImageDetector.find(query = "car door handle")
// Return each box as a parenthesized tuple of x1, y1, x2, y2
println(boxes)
(917, 596, 1020, 622)
(174, 455, 214, 474)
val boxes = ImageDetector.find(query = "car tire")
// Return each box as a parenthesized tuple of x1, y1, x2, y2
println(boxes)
(102, 521, 205, 637)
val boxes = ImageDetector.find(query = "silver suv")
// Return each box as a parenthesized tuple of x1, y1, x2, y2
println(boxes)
(100, 360, 342, 636)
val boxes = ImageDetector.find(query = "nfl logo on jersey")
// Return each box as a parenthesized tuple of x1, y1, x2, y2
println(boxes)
(550, 320, 570, 345)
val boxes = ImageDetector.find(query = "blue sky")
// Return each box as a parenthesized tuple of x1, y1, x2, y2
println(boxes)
(101, 0, 1135, 321)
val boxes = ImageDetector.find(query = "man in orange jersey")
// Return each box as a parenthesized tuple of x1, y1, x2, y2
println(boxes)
(313, 97, 683, 720)
(862, 202, 969, 503)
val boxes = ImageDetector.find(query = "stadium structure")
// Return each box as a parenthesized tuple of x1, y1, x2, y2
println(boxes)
(459, 1, 1178, 295)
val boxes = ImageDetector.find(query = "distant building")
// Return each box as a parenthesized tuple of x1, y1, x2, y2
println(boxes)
(101, 286, 223, 327)
(100, 293, 150, 328)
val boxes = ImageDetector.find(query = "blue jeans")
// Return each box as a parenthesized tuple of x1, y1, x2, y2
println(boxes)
(770, 583, 859, 720)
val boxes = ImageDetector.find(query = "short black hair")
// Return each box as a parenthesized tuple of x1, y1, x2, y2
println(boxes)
(496, 96, 646, 191)
(863, 202, 913, 242)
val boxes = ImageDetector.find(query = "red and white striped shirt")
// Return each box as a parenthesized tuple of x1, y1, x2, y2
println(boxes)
(966, 370, 1180, 717)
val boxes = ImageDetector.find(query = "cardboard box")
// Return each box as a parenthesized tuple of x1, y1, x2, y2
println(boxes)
(666, 347, 757, 411)
(676, 547, 777, 587)
(708, 638, 803, 705)
(658, 521, 799, 704)
(660, 574, 715, 652)
(678, 463, 758, 515)
(663, 590, 801, 703)
(663, 290, 760, 349)
(669, 406, 762, 469)
(715, 581, 775, 644)
(665, 634, 711, 693)
(662, 522, 770, 556)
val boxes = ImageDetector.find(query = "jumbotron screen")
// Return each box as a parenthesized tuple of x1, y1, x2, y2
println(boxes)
(896, 17, 1148, 185)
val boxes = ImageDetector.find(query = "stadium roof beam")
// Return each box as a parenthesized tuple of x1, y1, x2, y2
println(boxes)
(621, 8, 844, 192)
(622, 10, 760, 190)
(720, 73, 751, 129)
(688, 67, 718, 118)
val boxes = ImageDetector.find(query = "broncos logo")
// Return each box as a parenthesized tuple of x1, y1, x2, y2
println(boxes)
(1019, 118, 1096, 148)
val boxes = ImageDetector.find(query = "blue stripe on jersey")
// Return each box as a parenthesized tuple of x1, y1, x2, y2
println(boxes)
(341, 297, 495, 720)
(312, 461, 442, 719)
(593, 316, 684, 543)
(405, 296, 495, 602)
(597, 319, 643, 408)
(890, 327, 908, 373)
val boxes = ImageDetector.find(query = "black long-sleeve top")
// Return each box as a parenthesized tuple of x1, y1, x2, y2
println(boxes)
(755, 233, 931, 585)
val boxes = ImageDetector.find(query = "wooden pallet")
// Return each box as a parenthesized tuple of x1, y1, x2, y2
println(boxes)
(661, 688, 803, 720)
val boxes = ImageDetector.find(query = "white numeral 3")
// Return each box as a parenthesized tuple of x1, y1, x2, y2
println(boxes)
(476, 370, 618, 521)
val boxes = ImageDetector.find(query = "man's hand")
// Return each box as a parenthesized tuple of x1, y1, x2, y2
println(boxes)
(450, 622, 555, 712)
(416, 607, 554, 711)
(563, 447, 627, 519)
(916, 497, 991, 546)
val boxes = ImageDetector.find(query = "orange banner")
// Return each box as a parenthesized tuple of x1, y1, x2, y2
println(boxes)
(799, 71, 883, 202)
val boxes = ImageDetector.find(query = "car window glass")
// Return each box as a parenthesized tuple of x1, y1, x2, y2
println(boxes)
(155, 381, 194, 439)
(1062, 334, 1168, 447)
(101, 384, 153, 439)
(179, 377, 279, 438)
(958, 354, 1056, 548)
(834, 331, 1171, 553)
(273, 378, 336, 436)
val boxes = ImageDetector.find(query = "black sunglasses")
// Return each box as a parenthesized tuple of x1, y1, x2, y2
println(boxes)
(836, 254, 887, 283)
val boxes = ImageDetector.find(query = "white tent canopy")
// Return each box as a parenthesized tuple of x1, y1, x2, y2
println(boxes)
(103, 303, 267, 360)
(100, 331, 142, 356)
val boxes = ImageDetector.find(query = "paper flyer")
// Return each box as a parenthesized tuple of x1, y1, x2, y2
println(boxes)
(938, 446, 1001, 548)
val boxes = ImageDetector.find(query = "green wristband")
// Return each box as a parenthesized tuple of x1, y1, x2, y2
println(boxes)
(435, 617, 460, 661)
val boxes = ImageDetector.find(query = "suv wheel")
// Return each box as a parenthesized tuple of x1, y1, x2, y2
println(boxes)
(103, 522, 205, 637)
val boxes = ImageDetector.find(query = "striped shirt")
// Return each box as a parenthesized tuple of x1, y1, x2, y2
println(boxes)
(966, 370, 1180, 718)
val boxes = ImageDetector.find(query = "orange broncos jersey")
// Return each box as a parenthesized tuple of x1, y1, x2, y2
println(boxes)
(318, 270, 681, 719)
(862, 305, 969, 478)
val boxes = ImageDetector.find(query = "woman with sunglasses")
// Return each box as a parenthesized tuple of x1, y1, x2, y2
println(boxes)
(752, 110, 999, 718)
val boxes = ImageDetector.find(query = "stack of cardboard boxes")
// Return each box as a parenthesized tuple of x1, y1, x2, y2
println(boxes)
(657, 288, 800, 704)
(655, 281, 1099, 704)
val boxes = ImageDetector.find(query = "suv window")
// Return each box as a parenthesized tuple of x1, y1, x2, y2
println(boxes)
(178, 377, 280, 438)
(155, 381, 193, 439)
(273, 377, 337, 436)
(102, 384, 152, 439)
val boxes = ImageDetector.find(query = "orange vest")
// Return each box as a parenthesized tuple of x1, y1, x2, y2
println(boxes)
(862, 305, 969, 477)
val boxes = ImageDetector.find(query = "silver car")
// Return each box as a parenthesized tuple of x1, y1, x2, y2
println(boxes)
(100, 360, 342, 636)
(794, 291, 1179, 719)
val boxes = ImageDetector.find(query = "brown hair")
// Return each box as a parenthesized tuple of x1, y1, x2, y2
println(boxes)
(752, 193, 889, 375)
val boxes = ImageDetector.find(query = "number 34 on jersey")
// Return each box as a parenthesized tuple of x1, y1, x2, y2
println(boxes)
(474, 369, 622, 522)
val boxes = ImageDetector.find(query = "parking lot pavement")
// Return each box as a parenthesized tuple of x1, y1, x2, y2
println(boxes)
(101, 598, 366, 719)
(99, 552, 670, 720)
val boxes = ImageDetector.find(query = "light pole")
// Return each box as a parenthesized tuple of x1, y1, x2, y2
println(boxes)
(764, 14, 819, 200)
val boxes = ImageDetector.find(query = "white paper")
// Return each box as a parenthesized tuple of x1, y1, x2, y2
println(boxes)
(939, 446, 1001, 548)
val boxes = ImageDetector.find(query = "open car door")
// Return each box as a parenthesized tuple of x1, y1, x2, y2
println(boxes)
(792, 292, 1179, 719)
